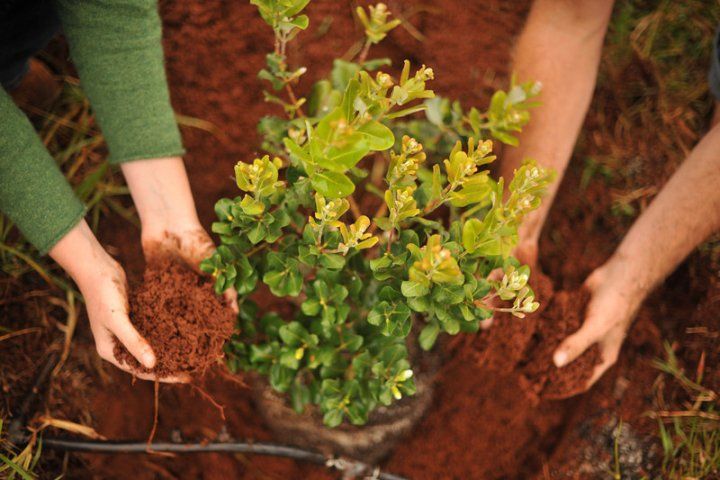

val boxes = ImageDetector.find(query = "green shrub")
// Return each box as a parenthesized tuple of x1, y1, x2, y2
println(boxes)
(201, 0, 553, 427)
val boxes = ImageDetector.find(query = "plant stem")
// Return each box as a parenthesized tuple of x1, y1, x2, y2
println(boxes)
(284, 83, 306, 118)
(347, 195, 362, 220)
(357, 39, 372, 64)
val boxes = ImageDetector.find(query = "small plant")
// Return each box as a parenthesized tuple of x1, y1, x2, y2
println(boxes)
(202, 0, 553, 427)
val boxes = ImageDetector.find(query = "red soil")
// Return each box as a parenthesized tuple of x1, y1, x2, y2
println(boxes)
(80, 1, 637, 477)
(79, 1, 664, 479)
(7, 0, 711, 479)
(522, 289, 602, 401)
(113, 256, 235, 377)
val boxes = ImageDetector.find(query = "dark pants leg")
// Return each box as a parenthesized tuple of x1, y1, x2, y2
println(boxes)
(0, 0, 61, 89)
(709, 24, 720, 101)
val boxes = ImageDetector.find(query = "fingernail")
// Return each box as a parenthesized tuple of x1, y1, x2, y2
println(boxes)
(142, 351, 156, 369)
(553, 351, 567, 368)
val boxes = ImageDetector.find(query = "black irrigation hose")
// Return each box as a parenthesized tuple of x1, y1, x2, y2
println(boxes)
(41, 437, 408, 480)
(12, 352, 408, 479)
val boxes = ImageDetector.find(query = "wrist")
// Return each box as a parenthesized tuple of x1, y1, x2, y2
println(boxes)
(121, 156, 200, 233)
(597, 251, 652, 302)
(49, 221, 120, 288)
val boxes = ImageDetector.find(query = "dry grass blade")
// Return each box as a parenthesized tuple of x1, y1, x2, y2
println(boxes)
(651, 410, 720, 422)
(46, 291, 77, 376)
(37, 416, 106, 441)
(0, 328, 43, 344)
(176, 113, 230, 143)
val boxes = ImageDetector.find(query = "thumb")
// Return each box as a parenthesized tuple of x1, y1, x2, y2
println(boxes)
(109, 315, 157, 370)
(553, 323, 600, 368)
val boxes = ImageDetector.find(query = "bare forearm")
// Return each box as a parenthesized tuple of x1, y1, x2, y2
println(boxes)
(121, 156, 200, 238)
(49, 220, 117, 287)
(502, 0, 615, 243)
(610, 125, 720, 295)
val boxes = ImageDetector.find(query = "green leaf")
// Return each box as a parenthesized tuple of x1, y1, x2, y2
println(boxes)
(311, 171, 355, 198)
(401, 280, 429, 298)
(490, 129, 519, 146)
(247, 221, 268, 244)
(319, 138, 371, 172)
(287, 14, 309, 30)
(284, 137, 311, 163)
(342, 78, 360, 120)
(418, 322, 440, 351)
(0, 453, 34, 480)
(279, 321, 317, 347)
(301, 299, 321, 316)
(462, 218, 484, 253)
(284, 0, 311, 17)
(279, 348, 300, 369)
(323, 409, 344, 427)
(290, 382, 311, 413)
(319, 253, 346, 270)
(269, 363, 294, 392)
(240, 195, 265, 215)
(432, 283, 465, 305)
(368, 301, 412, 337)
(357, 121, 394, 150)
(331, 59, 360, 90)
(262, 253, 303, 296)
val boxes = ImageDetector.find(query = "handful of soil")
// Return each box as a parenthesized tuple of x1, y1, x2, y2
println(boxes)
(521, 289, 603, 400)
(113, 256, 235, 378)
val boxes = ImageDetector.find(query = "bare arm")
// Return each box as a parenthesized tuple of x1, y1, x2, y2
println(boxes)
(500, 0, 615, 263)
(554, 123, 720, 387)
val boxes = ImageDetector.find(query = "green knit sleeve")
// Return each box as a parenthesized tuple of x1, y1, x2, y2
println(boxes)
(0, 89, 86, 254)
(53, 0, 184, 164)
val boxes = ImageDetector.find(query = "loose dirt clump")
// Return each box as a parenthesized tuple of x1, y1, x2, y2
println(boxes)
(473, 276, 602, 400)
(113, 256, 235, 377)
(522, 289, 602, 400)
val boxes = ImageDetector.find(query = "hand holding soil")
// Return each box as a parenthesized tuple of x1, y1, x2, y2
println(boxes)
(49, 221, 165, 379)
(113, 255, 235, 379)
(141, 225, 239, 314)
(552, 257, 644, 391)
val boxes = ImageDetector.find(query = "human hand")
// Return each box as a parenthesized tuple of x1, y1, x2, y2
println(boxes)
(49, 221, 188, 382)
(121, 157, 238, 312)
(552, 256, 646, 390)
(141, 220, 239, 312)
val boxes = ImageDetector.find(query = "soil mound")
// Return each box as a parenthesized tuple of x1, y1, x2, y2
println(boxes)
(522, 288, 602, 400)
(114, 256, 235, 377)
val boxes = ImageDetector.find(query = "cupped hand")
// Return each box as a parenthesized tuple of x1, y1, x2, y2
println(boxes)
(50, 221, 189, 383)
(552, 258, 645, 391)
(141, 221, 239, 313)
(80, 255, 190, 383)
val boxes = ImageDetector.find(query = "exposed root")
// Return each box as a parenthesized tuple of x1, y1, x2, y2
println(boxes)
(191, 383, 226, 421)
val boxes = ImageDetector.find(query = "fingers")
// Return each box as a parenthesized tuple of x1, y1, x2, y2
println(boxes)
(514, 241, 539, 268)
(585, 330, 623, 388)
(178, 228, 216, 274)
(553, 322, 601, 368)
(132, 371, 192, 384)
(92, 326, 189, 383)
(224, 287, 239, 314)
(104, 353, 191, 384)
(107, 313, 156, 370)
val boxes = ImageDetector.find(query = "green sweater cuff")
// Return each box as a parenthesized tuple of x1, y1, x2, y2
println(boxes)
(0, 89, 86, 254)
(55, 0, 184, 164)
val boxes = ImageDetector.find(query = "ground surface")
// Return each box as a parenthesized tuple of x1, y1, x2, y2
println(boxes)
(1, 1, 719, 479)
